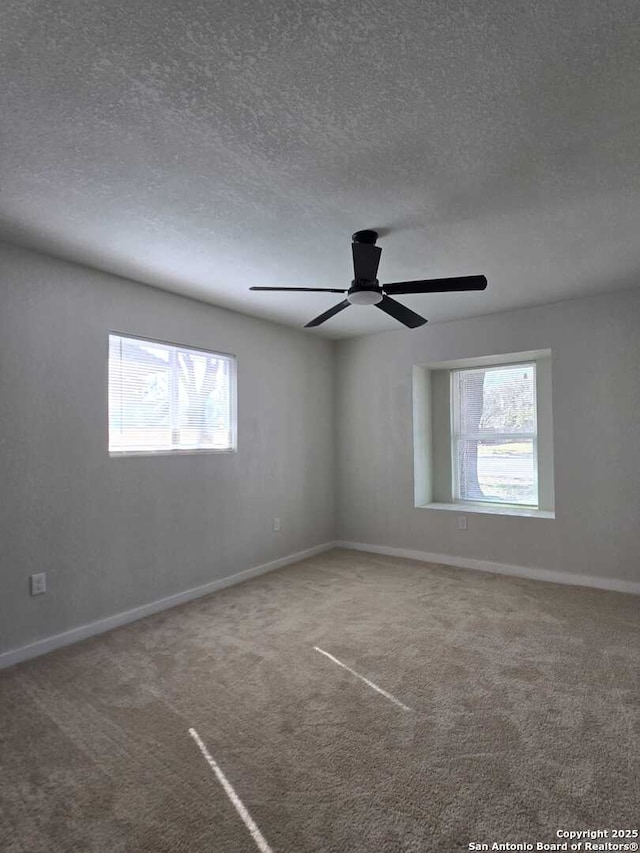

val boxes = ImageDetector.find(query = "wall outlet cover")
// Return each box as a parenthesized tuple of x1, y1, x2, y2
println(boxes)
(30, 572, 47, 595)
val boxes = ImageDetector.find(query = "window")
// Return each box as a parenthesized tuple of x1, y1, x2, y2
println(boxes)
(412, 350, 554, 518)
(451, 363, 537, 507)
(108, 334, 236, 454)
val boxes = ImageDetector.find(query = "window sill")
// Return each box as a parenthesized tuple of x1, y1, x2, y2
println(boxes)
(421, 502, 555, 519)
(109, 448, 237, 458)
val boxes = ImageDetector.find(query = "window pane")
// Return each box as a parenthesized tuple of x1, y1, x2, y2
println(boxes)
(482, 366, 536, 433)
(175, 350, 232, 449)
(458, 365, 536, 435)
(108, 337, 172, 451)
(456, 438, 537, 505)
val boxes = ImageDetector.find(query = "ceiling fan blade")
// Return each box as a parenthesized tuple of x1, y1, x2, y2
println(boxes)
(304, 299, 351, 328)
(352, 242, 382, 282)
(383, 275, 487, 294)
(376, 295, 428, 328)
(250, 286, 347, 293)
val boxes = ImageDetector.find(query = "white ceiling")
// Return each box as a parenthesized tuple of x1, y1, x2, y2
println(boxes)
(1, 0, 639, 338)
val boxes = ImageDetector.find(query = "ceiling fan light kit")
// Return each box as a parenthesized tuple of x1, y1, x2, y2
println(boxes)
(250, 230, 487, 329)
(348, 290, 383, 305)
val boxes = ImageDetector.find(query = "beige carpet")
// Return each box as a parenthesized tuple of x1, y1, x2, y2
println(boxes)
(1, 549, 638, 852)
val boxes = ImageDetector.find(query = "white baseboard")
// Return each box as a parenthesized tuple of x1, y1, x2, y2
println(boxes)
(335, 541, 640, 596)
(0, 542, 335, 670)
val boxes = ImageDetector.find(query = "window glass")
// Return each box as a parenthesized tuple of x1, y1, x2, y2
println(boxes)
(108, 334, 236, 453)
(452, 364, 537, 506)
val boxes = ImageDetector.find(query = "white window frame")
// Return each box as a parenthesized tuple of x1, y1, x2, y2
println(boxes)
(450, 361, 539, 509)
(108, 332, 237, 456)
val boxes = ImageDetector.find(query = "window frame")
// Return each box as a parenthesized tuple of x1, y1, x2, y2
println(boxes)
(450, 361, 539, 509)
(108, 332, 238, 457)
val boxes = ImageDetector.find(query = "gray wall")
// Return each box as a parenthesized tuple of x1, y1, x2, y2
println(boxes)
(0, 242, 335, 653)
(335, 291, 640, 583)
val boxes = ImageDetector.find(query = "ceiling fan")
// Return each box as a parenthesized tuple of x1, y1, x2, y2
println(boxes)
(250, 230, 487, 328)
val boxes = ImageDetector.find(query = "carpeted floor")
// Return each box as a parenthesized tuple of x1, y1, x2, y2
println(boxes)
(1, 549, 638, 852)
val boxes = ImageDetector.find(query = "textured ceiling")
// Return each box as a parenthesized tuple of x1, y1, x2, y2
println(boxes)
(1, 0, 639, 337)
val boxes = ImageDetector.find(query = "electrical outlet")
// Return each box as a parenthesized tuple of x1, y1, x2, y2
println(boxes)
(457, 516, 468, 531)
(30, 572, 47, 596)
(273, 517, 280, 531)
